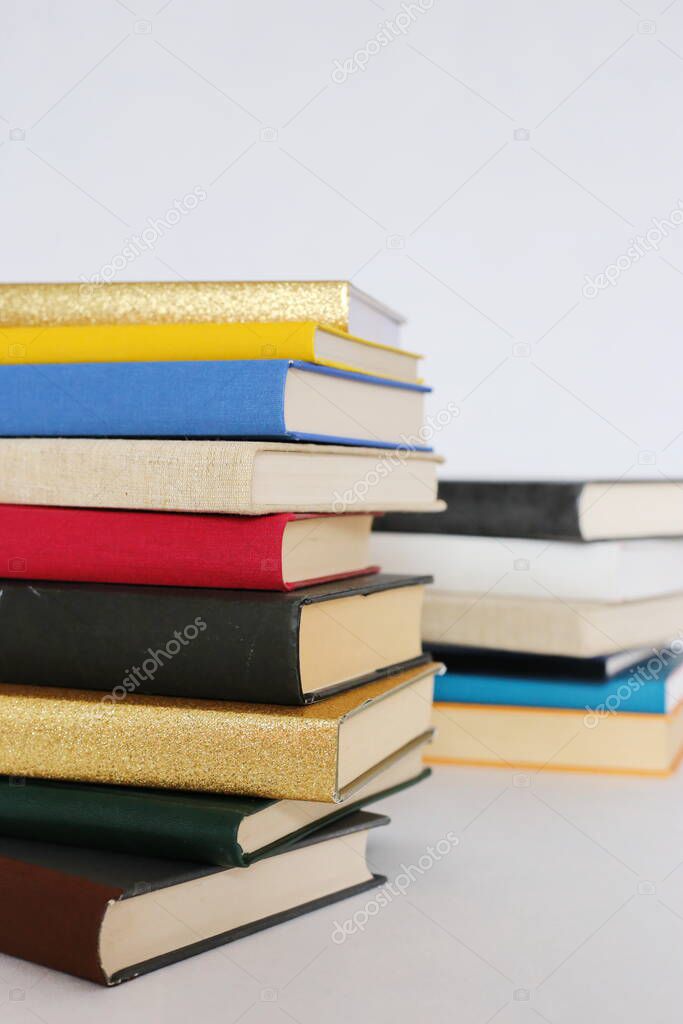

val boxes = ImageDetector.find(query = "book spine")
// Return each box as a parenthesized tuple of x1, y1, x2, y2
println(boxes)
(0, 685, 340, 801)
(375, 482, 585, 539)
(0, 580, 305, 703)
(0, 361, 291, 438)
(0, 504, 291, 589)
(0, 854, 117, 984)
(0, 281, 350, 329)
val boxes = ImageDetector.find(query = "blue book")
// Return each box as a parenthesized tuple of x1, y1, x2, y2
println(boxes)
(434, 653, 683, 714)
(0, 360, 430, 448)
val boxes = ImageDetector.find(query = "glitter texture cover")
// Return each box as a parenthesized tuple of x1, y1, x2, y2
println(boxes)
(0, 664, 438, 802)
(0, 281, 354, 329)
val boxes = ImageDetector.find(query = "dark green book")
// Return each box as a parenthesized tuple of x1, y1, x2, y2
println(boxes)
(0, 748, 428, 866)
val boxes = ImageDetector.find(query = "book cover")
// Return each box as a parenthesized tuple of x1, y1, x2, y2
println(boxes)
(0, 811, 386, 985)
(0, 662, 438, 801)
(433, 655, 683, 713)
(0, 438, 444, 515)
(425, 643, 652, 681)
(374, 480, 683, 541)
(428, 701, 683, 775)
(0, 505, 377, 591)
(423, 590, 683, 658)
(0, 360, 430, 449)
(0, 760, 429, 866)
(0, 280, 403, 338)
(374, 481, 586, 538)
(0, 574, 430, 704)
(370, 531, 683, 603)
(0, 321, 421, 381)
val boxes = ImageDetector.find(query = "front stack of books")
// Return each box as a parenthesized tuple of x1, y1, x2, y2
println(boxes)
(0, 280, 444, 986)
(373, 479, 683, 776)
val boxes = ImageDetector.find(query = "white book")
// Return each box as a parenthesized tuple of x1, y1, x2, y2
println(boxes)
(370, 532, 683, 603)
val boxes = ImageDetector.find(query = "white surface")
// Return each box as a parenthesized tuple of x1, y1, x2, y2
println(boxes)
(370, 532, 683, 601)
(2, 764, 683, 1022)
(2, 1, 683, 480)
(3, 4, 683, 1020)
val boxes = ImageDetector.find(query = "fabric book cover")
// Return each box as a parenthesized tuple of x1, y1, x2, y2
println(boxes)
(428, 702, 683, 775)
(0, 574, 429, 704)
(423, 589, 683, 658)
(0, 438, 444, 515)
(374, 479, 683, 541)
(0, 662, 438, 801)
(0, 360, 430, 448)
(0, 810, 386, 985)
(425, 643, 653, 681)
(0, 320, 421, 382)
(0, 505, 378, 591)
(434, 654, 683, 713)
(370, 530, 683, 603)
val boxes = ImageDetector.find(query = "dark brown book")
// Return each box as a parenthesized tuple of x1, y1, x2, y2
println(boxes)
(0, 812, 385, 985)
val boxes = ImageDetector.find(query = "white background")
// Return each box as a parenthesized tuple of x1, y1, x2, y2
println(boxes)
(3, 6, 683, 1023)
(3, 0, 683, 479)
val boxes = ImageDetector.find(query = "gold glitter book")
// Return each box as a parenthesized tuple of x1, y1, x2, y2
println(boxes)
(0, 663, 438, 802)
(0, 281, 404, 345)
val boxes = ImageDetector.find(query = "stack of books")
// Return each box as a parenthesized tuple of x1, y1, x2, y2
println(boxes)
(0, 280, 444, 986)
(373, 479, 683, 776)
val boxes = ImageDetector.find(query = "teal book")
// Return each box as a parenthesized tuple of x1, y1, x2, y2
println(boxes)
(434, 653, 683, 713)
(0, 750, 428, 866)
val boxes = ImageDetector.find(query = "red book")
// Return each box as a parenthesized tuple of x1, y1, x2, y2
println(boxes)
(0, 505, 378, 591)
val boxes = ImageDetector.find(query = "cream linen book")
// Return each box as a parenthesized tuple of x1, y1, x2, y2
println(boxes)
(0, 439, 443, 514)
(428, 702, 683, 775)
(0, 281, 404, 345)
(423, 590, 683, 657)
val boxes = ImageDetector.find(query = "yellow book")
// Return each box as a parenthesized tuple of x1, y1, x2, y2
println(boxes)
(0, 279, 404, 341)
(0, 663, 438, 801)
(0, 320, 421, 383)
(426, 701, 683, 776)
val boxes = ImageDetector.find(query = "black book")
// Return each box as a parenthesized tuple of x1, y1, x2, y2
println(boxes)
(373, 479, 683, 541)
(0, 810, 386, 986)
(0, 574, 429, 704)
(427, 643, 652, 681)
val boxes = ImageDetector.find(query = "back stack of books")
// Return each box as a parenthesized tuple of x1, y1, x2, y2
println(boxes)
(373, 479, 683, 776)
(0, 280, 444, 986)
